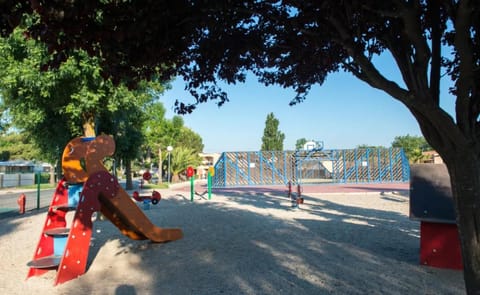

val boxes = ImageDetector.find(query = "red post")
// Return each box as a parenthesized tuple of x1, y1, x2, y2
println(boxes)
(297, 184, 304, 204)
(287, 181, 292, 199)
(17, 193, 26, 214)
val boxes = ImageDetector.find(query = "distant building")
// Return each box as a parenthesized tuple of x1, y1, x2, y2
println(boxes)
(421, 150, 443, 164)
(197, 153, 221, 179)
(0, 160, 52, 187)
(0, 160, 51, 174)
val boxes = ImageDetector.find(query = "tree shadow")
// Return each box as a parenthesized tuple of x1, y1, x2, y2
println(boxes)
(0, 208, 48, 239)
(115, 284, 137, 295)
(49, 189, 464, 294)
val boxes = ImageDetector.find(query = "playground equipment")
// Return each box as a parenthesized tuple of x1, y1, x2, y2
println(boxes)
(187, 166, 194, 201)
(132, 190, 161, 205)
(139, 171, 152, 189)
(287, 181, 304, 209)
(409, 163, 462, 269)
(131, 170, 161, 208)
(193, 166, 215, 201)
(26, 135, 183, 285)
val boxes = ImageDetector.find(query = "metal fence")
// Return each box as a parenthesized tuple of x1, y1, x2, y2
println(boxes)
(0, 173, 35, 188)
(212, 148, 409, 187)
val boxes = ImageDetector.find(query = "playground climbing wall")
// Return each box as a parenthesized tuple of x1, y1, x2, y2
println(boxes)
(212, 148, 409, 187)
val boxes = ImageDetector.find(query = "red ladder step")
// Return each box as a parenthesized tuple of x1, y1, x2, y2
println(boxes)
(27, 179, 70, 279)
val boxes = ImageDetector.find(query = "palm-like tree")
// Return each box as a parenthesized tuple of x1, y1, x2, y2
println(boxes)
(167, 147, 201, 183)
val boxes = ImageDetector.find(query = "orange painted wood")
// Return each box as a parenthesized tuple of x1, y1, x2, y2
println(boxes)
(62, 137, 90, 183)
(92, 171, 183, 242)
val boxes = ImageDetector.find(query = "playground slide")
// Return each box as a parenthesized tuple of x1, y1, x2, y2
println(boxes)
(62, 135, 182, 243)
(91, 171, 183, 243)
(28, 135, 182, 286)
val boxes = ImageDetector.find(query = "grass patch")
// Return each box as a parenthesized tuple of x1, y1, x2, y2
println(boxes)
(22, 183, 56, 190)
(141, 183, 170, 190)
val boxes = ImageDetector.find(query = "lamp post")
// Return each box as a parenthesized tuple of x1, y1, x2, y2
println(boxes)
(167, 145, 173, 183)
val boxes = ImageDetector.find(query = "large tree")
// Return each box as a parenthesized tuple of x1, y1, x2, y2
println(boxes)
(96, 82, 155, 189)
(2, 1, 480, 292)
(0, 132, 41, 161)
(143, 101, 204, 182)
(168, 146, 202, 183)
(0, 25, 161, 188)
(261, 112, 285, 151)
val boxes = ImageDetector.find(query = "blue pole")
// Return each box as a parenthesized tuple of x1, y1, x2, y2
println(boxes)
(223, 152, 227, 186)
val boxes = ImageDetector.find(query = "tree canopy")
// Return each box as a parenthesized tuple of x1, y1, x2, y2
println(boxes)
(392, 134, 431, 163)
(0, 132, 41, 161)
(141, 100, 203, 183)
(0, 24, 171, 189)
(295, 138, 308, 150)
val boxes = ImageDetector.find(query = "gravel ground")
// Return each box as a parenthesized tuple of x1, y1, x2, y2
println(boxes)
(0, 188, 465, 294)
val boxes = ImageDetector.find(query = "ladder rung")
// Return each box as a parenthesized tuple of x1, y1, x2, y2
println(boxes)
(27, 255, 62, 269)
(53, 204, 76, 211)
(44, 227, 70, 236)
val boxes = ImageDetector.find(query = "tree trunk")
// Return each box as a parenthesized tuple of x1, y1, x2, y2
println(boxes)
(82, 113, 96, 137)
(172, 173, 179, 183)
(49, 164, 55, 185)
(125, 159, 133, 190)
(446, 153, 480, 294)
(56, 157, 62, 182)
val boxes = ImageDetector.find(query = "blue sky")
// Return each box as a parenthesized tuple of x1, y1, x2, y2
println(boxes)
(160, 59, 455, 153)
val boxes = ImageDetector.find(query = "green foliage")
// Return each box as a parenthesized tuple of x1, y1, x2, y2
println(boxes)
(141, 182, 169, 190)
(295, 138, 307, 150)
(176, 128, 204, 154)
(168, 146, 202, 182)
(0, 28, 98, 161)
(0, 26, 165, 169)
(0, 132, 41, 161)
(97, 84, 150, 163)
(261, 113, 285, 151)
(391, 135, 431, 164)
(143, 101, 204, 167)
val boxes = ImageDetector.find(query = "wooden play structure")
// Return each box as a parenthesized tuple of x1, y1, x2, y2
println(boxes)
(26, 135, 183, 285)
(409, 163, 462, 269)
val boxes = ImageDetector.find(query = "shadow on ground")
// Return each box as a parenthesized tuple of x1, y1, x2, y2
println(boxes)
(45, 188, 465, 295)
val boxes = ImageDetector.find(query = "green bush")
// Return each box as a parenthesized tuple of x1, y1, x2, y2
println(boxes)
(34, 172, 50, 184)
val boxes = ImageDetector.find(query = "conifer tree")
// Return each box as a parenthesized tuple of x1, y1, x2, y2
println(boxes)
(261, 113, 285, 151)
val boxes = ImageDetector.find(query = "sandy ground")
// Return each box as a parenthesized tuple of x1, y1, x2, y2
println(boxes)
(0, 187, 465, 295)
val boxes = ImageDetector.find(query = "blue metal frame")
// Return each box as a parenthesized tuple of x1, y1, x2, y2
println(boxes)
(212, 148, 410, 188)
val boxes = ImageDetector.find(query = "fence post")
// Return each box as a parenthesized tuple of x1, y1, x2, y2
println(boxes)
(36, 172, 41, 209)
